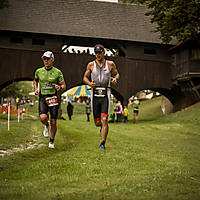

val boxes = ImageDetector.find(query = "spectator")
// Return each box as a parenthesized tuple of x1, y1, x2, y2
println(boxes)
(108, 113, 115, 123)
(114, 101, 123, 122)
(30, 100, 34, 107)
(132, 97, 140, 122)
(123, 106, 128, 123)
(85, 99, 91, 122)
(67, 100, 74, 120)
(16, 97, 20, 109)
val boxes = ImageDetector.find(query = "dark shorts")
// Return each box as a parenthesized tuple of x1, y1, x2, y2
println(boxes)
(133, 110, 139, 115)
(92, 96, 110, 122)
(39, 94, 59, 119)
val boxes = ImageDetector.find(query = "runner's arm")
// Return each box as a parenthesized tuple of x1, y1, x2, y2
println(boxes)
(53, 80, 66, 91)
(54, 71, 66, 91)
(110, 61, 119, 84)
(60, 80, 66, 90)
(83, 63, 96, 88)
(33, 69, 39, 95)
(33, 79, 39, 95)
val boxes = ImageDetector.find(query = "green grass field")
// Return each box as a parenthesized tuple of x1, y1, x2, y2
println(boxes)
(0, 97, 200, 200)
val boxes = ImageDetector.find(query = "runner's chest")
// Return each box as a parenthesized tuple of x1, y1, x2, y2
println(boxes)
(39, 70, 57, 83)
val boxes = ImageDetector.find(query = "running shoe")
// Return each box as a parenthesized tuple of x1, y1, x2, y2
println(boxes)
(99, 144, 105, 150)
(49, 142, 54, 149)
(43, 124, 49, 138)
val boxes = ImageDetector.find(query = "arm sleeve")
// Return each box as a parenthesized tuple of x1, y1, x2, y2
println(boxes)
(34, 69, 39, 81)
(58, 70, 64, 83)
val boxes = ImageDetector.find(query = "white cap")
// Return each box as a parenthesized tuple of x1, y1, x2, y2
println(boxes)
(41, 51, 54, 58)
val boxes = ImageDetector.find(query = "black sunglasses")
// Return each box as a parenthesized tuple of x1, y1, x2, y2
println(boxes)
(42, 57, 51, 60)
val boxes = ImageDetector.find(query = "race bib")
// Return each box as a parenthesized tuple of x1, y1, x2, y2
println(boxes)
(94, 87, 107, 97)
(45, 96, 58, 107)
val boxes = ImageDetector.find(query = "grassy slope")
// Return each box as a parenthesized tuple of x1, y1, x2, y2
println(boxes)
(0, 97, 200, 200)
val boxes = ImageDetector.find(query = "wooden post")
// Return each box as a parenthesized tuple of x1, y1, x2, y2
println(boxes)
(18, 107, 20, 122)
(8, 103, 10, 131)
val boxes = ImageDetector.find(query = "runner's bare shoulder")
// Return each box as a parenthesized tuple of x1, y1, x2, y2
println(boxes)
(87, 61, 94, 71)
(107, 60, 116, 70)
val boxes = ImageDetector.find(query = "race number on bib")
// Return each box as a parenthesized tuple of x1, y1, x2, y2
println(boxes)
(45, 96, 58, 107)
(94, 87, 107, 97)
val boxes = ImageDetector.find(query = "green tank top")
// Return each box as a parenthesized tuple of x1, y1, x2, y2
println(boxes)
(34, 66, 64, 95)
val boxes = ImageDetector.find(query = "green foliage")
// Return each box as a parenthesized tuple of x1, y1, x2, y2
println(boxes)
(0, 0, 9, 9)
(146, 0, 200, 43)
(0, 81, 35, 99)
(120, 0, 200, 43)
(0, 82, 21, 98)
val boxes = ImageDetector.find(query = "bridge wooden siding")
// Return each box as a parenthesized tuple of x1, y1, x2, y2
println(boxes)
(1, 0, 200, 111)
(0, 48, 172, 105)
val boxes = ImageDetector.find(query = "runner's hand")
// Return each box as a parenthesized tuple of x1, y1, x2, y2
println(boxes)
(53, 84, 61, 91)
(35, 88, 39, 95)
(90, 81, 96, 88)
(111, 77, 117, 85)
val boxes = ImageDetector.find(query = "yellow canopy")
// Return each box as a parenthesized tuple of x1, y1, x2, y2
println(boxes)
(67, 85, 91, 97)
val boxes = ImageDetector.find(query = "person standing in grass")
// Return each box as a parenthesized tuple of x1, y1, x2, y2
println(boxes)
(115, 101, 123, 122)
(123, 106, 128, 123)
(108, 113, 115, 123)
(67, 100, 74, 120)
(85, 99, 91, 122)
(132, 97, 140, 122)
(83, 44, 120, 150)
(33, 51, 66, 149)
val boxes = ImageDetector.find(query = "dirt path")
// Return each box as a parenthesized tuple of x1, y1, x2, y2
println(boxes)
(0, 141, 45, 157)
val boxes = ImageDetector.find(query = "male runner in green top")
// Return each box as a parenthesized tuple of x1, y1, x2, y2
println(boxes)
(33, 51, 66, 149)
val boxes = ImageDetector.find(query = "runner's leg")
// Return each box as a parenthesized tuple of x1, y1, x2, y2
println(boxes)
(92, 96, 101, 127)
(101, 115, 108, 142)
(49, 105, 58, 143)
(39, 96, 49, 126)
(40, 114, 48, 125)
(100, 95, 110, 145)
(50, 118, 57, 139)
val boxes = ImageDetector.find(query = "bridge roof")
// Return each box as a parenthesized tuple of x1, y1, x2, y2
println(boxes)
(0, 0, 162, 44)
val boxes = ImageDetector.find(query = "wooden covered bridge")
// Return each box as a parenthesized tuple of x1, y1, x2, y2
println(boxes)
(0, 0, 200, 112)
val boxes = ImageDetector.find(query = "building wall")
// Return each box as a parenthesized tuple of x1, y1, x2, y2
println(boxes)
(0, 32, 63, 52)
(126, 42, 171, 63)
(0, 47, 172, 105)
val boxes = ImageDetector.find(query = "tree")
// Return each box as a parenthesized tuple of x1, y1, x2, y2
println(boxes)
(0, 81, 34, 99)
(0, 82, 21, 98)
(146, 0, 200, 44)
(0, 0, 9, 9)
